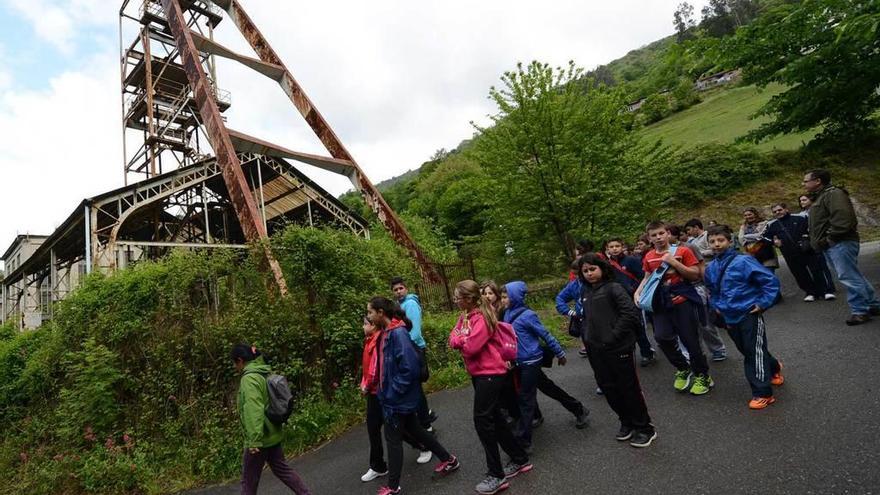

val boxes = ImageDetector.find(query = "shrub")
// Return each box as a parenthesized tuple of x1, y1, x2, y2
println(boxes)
(0, 225, 473, 494)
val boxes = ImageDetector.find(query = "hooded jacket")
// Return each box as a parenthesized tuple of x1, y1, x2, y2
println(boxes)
(704, 248, 780, 325)
(449, 309, 508, 376)
(238, 356, 284, 449)
(377, 319, 422, 418)
(399, 293, 426, 349)
(504, 281, 565, 365)
(555, 279, 584, 316)
(809, 185, 860, 251)
(579, 280, 640, 351)
(360, 331, 381, 395)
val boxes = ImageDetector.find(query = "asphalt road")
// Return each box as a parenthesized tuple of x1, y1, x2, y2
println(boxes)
(190, 243, 880, 495)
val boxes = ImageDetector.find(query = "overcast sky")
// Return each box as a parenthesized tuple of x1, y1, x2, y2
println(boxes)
(0, 0, 709, 268)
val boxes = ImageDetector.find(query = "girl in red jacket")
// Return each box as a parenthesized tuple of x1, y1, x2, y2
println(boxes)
(450, 280, 531, 495)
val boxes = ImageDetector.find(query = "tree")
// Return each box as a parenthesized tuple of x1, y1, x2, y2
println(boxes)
(673, 2, 696, 42)
(671, 78, 700, 112)
(701, 0, 736, 37)
(641, 93, 671, 124)
(723, 0, 880, 142)
(472, 61, 664, 259)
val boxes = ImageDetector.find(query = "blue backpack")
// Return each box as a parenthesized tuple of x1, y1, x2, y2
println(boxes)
(637, 245, 678, 313)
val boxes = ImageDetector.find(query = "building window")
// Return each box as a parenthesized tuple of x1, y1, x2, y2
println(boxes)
(40, 277, 51, 316)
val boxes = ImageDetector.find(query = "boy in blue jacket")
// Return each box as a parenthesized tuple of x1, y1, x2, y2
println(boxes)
(505, 281, 589, 452)
(704, 225, 785, 410)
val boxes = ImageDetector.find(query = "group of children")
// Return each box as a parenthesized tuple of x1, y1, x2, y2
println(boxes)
(231, 219, 789, 495)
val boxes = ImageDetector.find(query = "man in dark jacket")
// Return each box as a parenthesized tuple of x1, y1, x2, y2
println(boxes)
(804, 169, 880, 325)
(765, 203, 835, 302)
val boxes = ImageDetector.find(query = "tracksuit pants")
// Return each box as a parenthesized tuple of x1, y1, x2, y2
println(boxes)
(240, 444, 311, 495)
(586, 344, 652, 432)
(726, 314, 780, 398)
(651, 300, 709, 375)
(515, 362, 585, 446)
(385, 412, 452, 489)
(635, 312, 655, 358)
(472, 374, 529, 479)
(783, 251, 834, 297)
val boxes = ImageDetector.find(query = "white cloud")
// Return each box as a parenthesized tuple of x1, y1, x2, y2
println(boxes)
(0, 50, 121, 259)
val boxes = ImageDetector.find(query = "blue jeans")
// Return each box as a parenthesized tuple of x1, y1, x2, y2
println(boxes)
(823, 241, 879, 314)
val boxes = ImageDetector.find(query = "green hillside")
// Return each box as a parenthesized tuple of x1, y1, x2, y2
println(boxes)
(639, 83, 818, 151)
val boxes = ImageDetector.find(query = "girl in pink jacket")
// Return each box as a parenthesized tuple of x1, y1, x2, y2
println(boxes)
(449, 280, 532, 495)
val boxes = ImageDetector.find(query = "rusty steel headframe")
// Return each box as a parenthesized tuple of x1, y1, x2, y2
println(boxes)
(160, 0, 289, 296)
(209, 0, 442, 283)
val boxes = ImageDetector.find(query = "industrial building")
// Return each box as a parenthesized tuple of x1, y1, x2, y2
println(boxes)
(2, 0, 433, 329)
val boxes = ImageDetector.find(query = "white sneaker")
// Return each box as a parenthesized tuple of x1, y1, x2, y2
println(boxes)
(824, 293, 837, 300)
(361, 468, 387, 482)
(416, 450, 432, 464)
(803, 295, 816, 302)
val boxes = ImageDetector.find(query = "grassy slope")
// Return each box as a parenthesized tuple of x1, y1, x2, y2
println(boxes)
(636, 81, 880, 241)
(639, 83, 817, 151)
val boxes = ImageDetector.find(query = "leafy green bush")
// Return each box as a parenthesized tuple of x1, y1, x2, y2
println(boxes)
(0, 225, 472, 494)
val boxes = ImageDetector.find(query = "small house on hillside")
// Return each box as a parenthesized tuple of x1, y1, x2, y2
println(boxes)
(695, 69, 742, 91)
(626, 98, 646, 113)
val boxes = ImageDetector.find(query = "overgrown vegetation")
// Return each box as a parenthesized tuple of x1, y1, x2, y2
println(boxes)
(0, 227, 472, 494)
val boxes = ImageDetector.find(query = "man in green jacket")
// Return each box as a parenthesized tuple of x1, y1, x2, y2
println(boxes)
(804, 169, 880, 325)
(231, 344, 311, 495)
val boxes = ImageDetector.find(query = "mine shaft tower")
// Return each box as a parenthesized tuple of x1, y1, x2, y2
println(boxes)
(119, 0, 439, 294)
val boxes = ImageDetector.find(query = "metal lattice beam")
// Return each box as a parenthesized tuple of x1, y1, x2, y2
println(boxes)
(209, 0, 441, 282)
(159, 0, 288, 295)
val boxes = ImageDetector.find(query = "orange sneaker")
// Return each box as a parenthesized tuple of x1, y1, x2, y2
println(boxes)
(771, 361, 784, 386)
(748, 396, 776, 410)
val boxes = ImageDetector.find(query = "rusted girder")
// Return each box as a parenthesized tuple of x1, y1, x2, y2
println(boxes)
(210, 0, 442, 283)
(160, 0, 289, 296)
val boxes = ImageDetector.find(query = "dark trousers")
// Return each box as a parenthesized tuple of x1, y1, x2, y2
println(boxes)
(726, 314, 780, 398)
(817, 254, 836, 292)
(635, 312, 654, 358)
(385, 412, 451, 488)
(784, 251, 833, 296)
(416, 348, 433, 428)
(515, 362, 584, 446)
(240, 444, 311, 495)
(367, 394, 424, 474)
(652, 300, 709, 375)
(586, 344, 652, 431)
(473, 374, 529, 479)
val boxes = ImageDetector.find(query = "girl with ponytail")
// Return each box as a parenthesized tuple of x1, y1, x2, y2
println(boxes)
(230, 344, 311, 495)
(449, 280, 531, 494)
(367, 297, 459, 495)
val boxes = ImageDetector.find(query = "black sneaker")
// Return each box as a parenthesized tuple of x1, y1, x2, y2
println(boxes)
(615, 424, 634, 441)
(629, 429, 658, 448)
(427, 409, 439, 424)
(846, 314, 871, 326)
(578, 348, 588, 357)
(574, 409, 590, 429)
(531, 416, 544, 429)
(640, 353, 657, 367)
